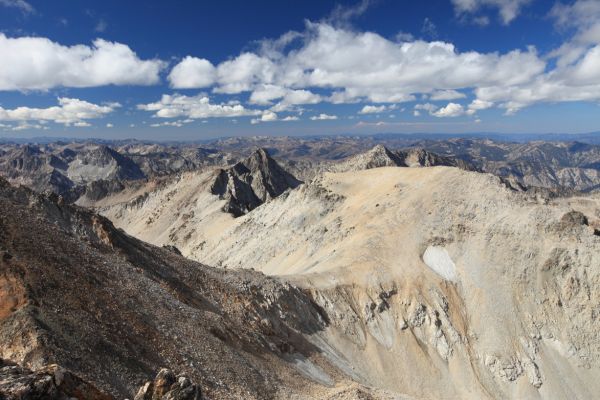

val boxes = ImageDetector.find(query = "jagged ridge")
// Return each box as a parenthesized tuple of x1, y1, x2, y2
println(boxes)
(210, 148, 302, 216)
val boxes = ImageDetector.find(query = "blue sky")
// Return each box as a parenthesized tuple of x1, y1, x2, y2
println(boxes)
(0, 0, 599, 139)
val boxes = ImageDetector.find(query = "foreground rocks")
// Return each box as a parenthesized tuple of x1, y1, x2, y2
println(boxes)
(0, 360, 111, 400)
(0, 361, 201, 400)
(134, 369, 202, 400)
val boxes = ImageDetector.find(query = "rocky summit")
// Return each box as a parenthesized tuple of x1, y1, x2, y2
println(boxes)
(210, 148, 302, 216)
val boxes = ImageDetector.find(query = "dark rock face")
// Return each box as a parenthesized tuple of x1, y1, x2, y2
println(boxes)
(210, 148, 302, 216)
(561, 210, 589, 226)
(134, 369, 201, 400)
(558, 210, 590, 232)
(162, 245, 182, 256)
(81, 179, 126, 202)
(0, 361, 112, 400)
(126, 146, 228, 177)
(0, 145, 75, 196)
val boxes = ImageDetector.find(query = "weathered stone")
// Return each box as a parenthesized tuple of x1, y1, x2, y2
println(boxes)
(134, 369, 202, 400)
(0, 361, 112, 400)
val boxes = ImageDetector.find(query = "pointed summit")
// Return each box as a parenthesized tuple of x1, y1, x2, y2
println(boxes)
(210, 148, 302, 216)
(333, 145, 403, 172)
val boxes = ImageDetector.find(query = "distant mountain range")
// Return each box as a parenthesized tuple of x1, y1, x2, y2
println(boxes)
(3, 135, 600, 202)
(2, 131, 600, 145)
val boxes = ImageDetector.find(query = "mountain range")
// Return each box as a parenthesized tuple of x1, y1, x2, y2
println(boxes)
(2, 136, 600, 399)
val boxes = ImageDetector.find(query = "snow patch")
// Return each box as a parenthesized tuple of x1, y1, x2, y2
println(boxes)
(422, 246, 457, 281)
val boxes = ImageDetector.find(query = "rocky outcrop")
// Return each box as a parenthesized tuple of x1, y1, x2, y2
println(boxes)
(0, 360, 111, 400)
(333, 145, 404, 171)
(400, 148, 475, 170)
(210, 148, 302, 216)
(134, 369, 202, 400)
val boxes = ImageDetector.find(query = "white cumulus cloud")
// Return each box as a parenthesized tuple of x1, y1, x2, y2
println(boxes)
(467, 99, 494, 115)
(251, 111, 280, 124)
(432, 102, 465, 118)
(0, 34, 165, 91)
(359, 105, 387, 114)
(414, 102, 467, 118)
(138, 94, 262, 119)
(168, 56, 216, 89)
(310, 113, 338, 120)
(214, 52, 277, 94)
(0, 97, 118, 125)
(167, 21, 544, 106)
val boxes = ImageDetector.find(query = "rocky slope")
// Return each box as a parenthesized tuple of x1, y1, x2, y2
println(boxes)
(94, 146, 473, 261)
(201, 135, 600, 191)
(404, 139, 600, 192)
(4, 136, 600, 196)
(148, 165, 600, 400)
(116, 143, 233, 177)
(4, 138, 600, 398)
(0, 145, 75, 197)
(2, 175, 386, 399)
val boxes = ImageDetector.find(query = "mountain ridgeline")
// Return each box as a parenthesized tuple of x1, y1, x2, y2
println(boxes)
(2, 137, 600, 399)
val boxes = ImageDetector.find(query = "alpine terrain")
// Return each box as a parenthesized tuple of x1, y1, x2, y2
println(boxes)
(3, 0, 600, 398)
